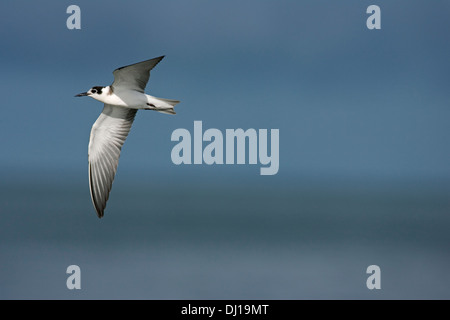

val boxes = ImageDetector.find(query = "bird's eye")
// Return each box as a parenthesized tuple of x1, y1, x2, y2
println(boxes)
(92, 89, 97, 93)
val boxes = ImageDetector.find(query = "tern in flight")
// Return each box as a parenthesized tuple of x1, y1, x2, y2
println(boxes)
(76, 56, 180, 218)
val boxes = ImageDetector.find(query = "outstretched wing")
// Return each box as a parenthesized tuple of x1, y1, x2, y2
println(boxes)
(88, 104, 137, 218)
(111, 56, 164, 93)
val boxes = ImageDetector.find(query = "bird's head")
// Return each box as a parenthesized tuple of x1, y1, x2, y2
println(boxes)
(75, 86, 108, 101)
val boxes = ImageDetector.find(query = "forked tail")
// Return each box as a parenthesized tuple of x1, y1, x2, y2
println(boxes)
(146, 97, 180, 115)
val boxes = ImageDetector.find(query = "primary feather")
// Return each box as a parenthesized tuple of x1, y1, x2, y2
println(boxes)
(88, 105, 137, 218)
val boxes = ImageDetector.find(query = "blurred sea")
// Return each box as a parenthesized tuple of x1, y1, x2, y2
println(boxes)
(1, 172, 449, 299)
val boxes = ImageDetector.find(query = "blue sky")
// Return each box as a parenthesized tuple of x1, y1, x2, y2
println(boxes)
(1, 0, 449, 181)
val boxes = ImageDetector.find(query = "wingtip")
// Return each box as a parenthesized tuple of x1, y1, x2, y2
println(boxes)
(89, 163, 106, 219)
(96, 209, 104, 218)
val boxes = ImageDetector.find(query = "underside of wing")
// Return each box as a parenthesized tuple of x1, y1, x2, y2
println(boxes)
(88, 104, 137, 218)
(111, 56, 165, 93)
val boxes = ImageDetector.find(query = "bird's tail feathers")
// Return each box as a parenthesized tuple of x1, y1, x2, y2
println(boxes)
(157, 109, 177, 115)
(146, 97, 180, 115)
(157, 97, 180, 107)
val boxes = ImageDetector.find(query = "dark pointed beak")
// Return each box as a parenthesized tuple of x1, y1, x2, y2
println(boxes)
(75, 92, 89, 97)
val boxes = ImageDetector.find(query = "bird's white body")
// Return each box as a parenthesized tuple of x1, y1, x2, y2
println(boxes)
(76, 56, 180, 218)
(90, 85, 176, 112)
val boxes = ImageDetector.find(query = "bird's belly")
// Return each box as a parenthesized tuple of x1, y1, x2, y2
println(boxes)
(103, 91, 147, 108)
